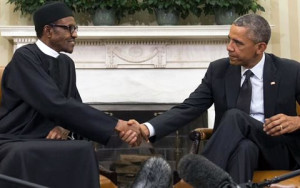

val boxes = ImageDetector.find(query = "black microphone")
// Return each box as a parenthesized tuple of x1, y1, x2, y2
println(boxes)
(178, 154, 239, 188)
(131, 157, 172, 188)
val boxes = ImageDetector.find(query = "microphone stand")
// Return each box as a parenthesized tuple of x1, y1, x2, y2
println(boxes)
(250, 169, 300, 188)
(0, 174, 48, 188)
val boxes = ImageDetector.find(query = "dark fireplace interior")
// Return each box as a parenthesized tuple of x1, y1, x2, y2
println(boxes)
(90, 103, 208, 186)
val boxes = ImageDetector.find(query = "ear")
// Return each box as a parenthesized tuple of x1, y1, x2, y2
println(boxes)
(256, 42, 267, 55)
(43, 25, 53, 38)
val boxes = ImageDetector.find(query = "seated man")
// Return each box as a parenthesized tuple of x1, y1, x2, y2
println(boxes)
(122, 14, 300, 184)
(0, 2, 144, 188)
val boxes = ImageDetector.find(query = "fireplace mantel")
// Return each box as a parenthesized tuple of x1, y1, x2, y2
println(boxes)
(0, 25, 230, 39)
(0, 25, 230, 127)
(0, 25, 230, 69)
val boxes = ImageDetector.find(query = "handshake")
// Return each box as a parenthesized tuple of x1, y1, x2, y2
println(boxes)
(115, 119, 149, 147)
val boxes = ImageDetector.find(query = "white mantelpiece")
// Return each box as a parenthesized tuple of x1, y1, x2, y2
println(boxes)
(0, 26, 230, 68)
(0, 25, 230, 127)
(0, 25, 230, 39)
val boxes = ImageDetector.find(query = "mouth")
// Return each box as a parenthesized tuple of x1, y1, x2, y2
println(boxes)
(228, 55, 237, 60)
(228, 55, 240, 64)
(68, 40, 76, 45)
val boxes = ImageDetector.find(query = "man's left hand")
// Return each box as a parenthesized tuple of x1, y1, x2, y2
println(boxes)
(263, 114, 300, 136)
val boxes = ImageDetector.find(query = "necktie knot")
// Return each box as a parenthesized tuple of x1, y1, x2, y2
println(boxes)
(244, 70, 253, 81)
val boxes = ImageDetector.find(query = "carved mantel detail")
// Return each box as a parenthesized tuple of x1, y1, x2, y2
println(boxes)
(105, 43, 165, 68)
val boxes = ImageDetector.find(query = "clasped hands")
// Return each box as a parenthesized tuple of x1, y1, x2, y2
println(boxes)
(115, 119, 149, 147)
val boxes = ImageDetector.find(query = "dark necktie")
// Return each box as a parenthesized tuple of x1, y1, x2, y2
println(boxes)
(236, 70, 253, 114)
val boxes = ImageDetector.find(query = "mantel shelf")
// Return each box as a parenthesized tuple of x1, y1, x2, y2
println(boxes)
(0, 25, 230, 40)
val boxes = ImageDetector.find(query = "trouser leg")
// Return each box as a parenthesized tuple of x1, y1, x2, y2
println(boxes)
(201, 109, 294, 183)
(226, 139, 259, 183)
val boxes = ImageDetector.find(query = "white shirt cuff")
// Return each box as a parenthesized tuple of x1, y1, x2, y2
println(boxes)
(143, 122, 155, 137)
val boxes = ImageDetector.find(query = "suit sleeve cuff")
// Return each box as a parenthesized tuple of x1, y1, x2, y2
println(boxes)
(143, 122, 155, 137)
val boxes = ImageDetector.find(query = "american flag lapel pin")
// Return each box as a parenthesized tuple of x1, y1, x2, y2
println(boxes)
(270, 81, 276, 85)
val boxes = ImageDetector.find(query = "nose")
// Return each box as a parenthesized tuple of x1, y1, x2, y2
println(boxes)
(227, 40, 234, 52)
(72, 30, 78, 38)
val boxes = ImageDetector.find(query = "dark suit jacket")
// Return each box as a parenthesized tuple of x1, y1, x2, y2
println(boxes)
(149, 53, 300, 160)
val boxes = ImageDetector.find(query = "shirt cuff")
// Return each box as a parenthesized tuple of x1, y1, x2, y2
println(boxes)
(143, 122, 155, 137)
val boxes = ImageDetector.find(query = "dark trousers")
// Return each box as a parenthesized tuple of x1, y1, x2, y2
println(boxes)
(0, 139, 100, 188)
(202, 109, 297, 183)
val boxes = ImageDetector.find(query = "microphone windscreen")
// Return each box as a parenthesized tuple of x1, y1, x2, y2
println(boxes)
(131, 157, 172, 188)
(178, 154, 237, 188)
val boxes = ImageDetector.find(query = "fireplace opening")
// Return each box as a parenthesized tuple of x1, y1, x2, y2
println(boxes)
(90, 103, 208, 186)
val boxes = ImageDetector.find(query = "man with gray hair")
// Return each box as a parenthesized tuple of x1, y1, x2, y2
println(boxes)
(122, 13, 300, 183)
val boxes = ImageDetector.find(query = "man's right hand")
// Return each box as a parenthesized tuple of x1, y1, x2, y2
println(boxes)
(115, 119, 149, 147)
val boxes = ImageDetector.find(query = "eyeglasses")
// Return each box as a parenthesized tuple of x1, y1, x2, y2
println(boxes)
(49, 24, 78, 34)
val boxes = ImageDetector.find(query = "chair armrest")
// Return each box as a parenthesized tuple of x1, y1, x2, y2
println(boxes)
(191, 128, 213, 141)
(99, 165, 117, 185)
(189, 128, 213, 154)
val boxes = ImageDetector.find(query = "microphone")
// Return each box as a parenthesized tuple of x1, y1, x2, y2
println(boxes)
(131, 157, 172, 188)
(178, 154, 238, 188)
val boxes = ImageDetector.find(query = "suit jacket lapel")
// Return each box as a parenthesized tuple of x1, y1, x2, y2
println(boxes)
(225, 64, 241, 109)
(263, 54, 279, 118)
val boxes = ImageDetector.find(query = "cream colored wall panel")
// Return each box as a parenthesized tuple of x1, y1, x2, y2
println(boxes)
(259, 0, 273, 53)
(268, 0, 281, 56)
(288, 0, 300, 61)
(279, 0, 291, 58)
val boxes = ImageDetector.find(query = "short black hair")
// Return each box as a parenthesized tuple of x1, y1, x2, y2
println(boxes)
(233, 14, 271, 44)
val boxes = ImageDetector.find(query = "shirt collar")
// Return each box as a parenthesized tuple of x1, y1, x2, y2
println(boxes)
(36, 40, 60, 58)
(241, 53, 265, 80)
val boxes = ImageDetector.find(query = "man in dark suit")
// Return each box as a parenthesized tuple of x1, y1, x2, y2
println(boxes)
(121, 14, 300, 183)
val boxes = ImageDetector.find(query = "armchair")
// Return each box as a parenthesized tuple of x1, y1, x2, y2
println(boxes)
(189, 127, 300, 186)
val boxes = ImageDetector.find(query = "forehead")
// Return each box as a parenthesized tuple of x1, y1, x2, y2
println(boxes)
(229, 25, 249, 37)
(229, 25, 253, 42)
(55, 16, 76, 25)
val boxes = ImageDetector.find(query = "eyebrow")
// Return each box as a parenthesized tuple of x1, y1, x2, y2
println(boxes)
(228, 35, 244, 45)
